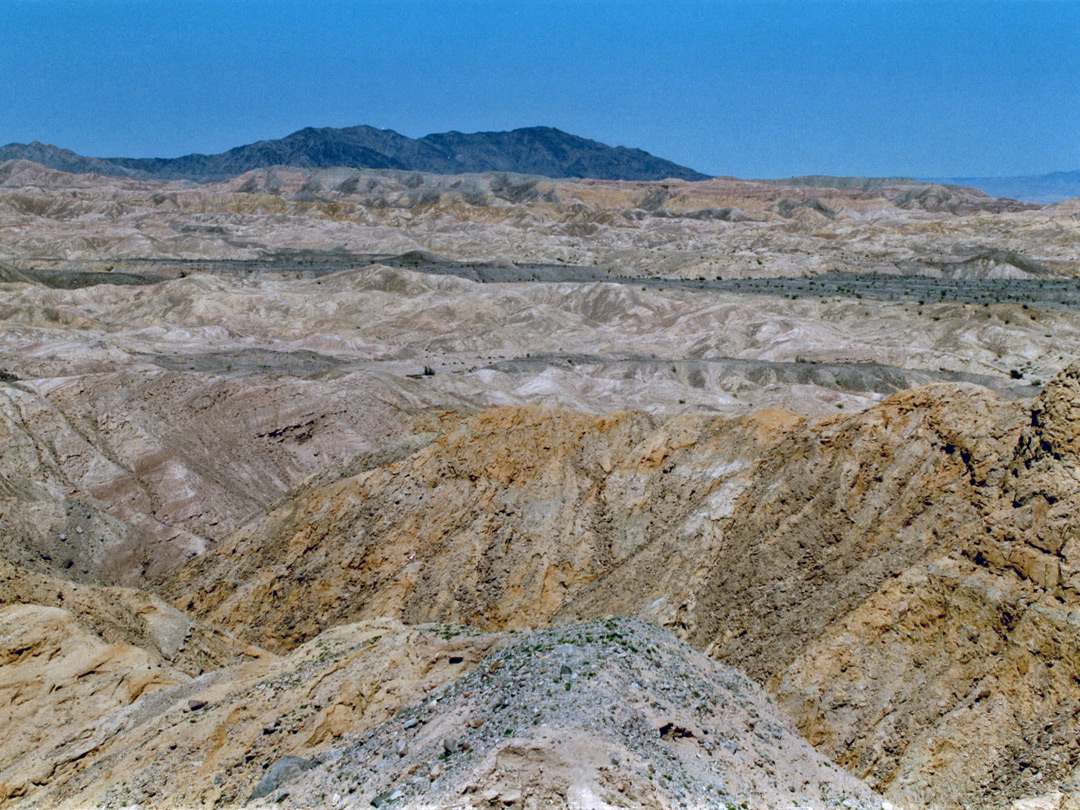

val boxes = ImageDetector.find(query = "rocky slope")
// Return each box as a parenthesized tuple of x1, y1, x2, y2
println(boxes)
(156, 363, 1080, 808)
(0, 615, 882, 810)
(162, 384, 1019, 649)
(0, 255, 1069, 594)
(0, 557, 263, 676)
(0, 557, 264, 806)
(0, 365, 456, 584)
(251, 620, 880, 810)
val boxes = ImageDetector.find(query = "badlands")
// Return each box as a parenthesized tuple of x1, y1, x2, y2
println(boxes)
(2, 159, 1080, 809)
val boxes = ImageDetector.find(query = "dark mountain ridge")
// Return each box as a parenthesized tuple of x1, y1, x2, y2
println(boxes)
(0, 125, 710, 184)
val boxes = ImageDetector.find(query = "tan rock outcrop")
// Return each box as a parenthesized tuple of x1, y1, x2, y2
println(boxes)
(0, 603, 187, 806)
(0, 558, 263, 675)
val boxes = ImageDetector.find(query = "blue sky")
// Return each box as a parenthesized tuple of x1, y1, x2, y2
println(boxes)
(1, 0, 1077, 178)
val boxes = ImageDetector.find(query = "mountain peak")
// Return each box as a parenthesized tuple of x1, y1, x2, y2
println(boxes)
(0, 126, 710, 184)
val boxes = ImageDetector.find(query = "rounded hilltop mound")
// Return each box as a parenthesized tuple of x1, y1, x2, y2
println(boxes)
(0, 614, 882, 810)
(249, 619, 880, 810)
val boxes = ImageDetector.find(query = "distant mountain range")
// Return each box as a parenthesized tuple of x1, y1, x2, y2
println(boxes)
(778, 172, 1080, 205)
(4, 126, 1077, 202)
(0, 126, 710, 184)
(930, 171, 1080, 205)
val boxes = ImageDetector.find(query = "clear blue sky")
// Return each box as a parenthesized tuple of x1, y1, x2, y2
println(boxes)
(1, 0, 1077, 178)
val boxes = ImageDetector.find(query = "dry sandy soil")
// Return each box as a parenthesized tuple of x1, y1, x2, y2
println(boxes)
(3, 160, 1080, 809)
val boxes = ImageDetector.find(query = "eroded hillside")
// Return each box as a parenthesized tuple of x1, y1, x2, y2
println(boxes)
(2, 164, 1080, 809)
(2, 159, 1075, 279)
(159, 367, 1080, 807)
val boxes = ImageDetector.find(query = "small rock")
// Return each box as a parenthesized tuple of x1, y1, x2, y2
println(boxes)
(394, 739, 407, 757)
(75, 526, 83, 534)
(247, 755, 316, 801)
(442, 737, 457, 755)
(316, 748, 344, 764)
(402, 718, 418, 730)
(658, 722, 694, 741)
(560, 664, 573, 676)
(59, 534, 66, 541)
(187, 699, 207, 712)
(371, 788, 403, 807)
(1011, 793, 1065, 810)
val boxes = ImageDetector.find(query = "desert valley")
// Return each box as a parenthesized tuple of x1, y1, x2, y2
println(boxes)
(2, 125, 1080, 810)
